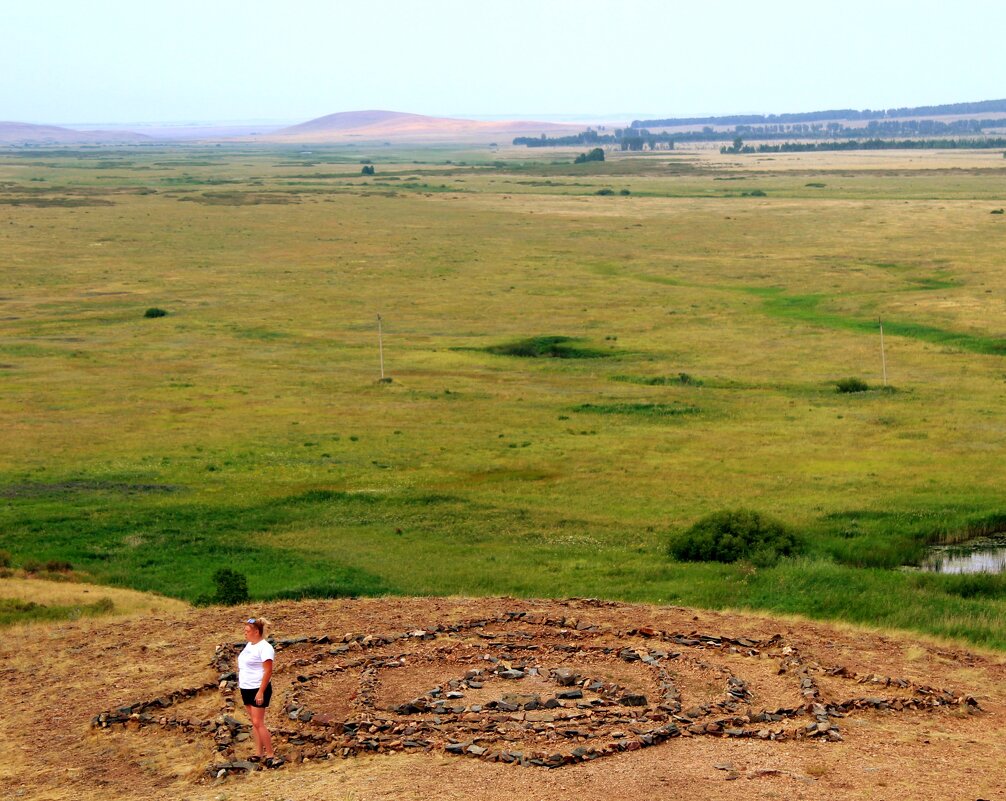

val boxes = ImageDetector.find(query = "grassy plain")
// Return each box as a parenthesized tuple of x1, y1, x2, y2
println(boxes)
(2, 143, 1006, 644)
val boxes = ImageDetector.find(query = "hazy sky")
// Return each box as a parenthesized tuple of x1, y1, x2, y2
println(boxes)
(4, 0, 1004, 125)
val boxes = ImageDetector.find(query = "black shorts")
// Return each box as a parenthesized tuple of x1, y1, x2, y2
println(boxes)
(240, 683, 272, 708)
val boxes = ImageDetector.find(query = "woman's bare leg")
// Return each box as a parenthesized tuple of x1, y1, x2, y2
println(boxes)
(248, 704, 274, 758)
(245, 704, 262, 756)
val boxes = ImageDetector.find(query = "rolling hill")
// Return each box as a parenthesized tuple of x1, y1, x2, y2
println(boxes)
(0, 121, 151, 144)
(267, 109, 583, 143)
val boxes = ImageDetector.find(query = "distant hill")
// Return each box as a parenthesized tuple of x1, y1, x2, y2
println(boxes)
(0, 122, 151, 144)
(268, 110, 582, 143)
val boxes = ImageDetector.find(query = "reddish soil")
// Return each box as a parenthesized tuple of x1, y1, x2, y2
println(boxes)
(2, 596, 1004, 801)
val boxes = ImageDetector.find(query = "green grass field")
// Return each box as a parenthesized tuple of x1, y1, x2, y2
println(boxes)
(3, 143, 1006, 644)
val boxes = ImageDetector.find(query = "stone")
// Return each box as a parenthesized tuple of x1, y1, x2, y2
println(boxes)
(525, 711, 556, 723)
(621, 694, 647, 707)
(553, 668, 580, 686)
(557, 689, 583, 700)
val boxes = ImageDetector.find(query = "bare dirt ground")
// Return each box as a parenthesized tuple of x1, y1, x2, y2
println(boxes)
(2, 595, 1005, 801)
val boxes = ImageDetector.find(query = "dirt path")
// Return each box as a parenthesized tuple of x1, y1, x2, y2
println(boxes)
(2, 596, 1004, 801)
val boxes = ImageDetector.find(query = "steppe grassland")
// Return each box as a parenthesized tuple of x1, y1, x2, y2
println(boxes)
(2, 144, 1006, 643)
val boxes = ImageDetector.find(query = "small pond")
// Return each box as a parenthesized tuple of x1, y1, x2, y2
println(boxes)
(918, 537, 1006, 574)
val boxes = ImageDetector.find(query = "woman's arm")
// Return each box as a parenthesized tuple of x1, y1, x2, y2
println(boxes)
(255, 659, 273, 703)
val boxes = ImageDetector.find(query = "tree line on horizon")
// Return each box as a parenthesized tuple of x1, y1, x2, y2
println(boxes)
(514, 117, 1006, 151)
(630, 98, 1006, 129)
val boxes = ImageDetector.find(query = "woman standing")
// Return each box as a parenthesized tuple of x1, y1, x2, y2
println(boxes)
(238, 617, 281, 766)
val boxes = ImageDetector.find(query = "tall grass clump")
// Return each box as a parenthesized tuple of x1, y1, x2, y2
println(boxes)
(668, 509, 801, 567)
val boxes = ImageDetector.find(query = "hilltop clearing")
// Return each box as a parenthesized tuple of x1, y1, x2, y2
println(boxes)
(2, 596, 1003, 801)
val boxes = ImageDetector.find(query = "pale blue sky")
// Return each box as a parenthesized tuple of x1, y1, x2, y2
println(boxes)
(4, 0, 1004, 125)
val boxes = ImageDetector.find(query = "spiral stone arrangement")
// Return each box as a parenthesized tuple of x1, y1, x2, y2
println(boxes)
(91, 608, 980, 778)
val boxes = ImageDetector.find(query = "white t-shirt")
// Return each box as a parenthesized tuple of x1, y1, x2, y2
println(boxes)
(237, 639, 275, 689)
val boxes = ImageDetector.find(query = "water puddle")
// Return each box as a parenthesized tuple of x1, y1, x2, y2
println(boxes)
(919, 537, 1006, 574)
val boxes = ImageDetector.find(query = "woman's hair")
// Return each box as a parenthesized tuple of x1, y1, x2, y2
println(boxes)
(246, 616, 270, 637)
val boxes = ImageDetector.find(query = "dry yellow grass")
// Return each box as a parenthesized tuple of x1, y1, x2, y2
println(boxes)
(0, 575, 189, 618)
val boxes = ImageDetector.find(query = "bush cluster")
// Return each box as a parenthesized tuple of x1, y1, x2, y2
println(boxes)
(836, 377, 870, 393)
(668, 509, 801, 566)
(211, 568, 249, 605)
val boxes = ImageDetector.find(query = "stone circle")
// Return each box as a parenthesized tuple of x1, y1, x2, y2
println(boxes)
(92, 608, 980, 777)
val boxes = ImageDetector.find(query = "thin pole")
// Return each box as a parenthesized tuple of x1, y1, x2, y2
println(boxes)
(377, 314, 385, 380)
(879, 317, 887, 386)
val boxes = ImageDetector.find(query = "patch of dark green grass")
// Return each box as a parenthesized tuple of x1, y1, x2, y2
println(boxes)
(260, 567, 391, 600)
(482, 336, 611, 359)
(611, 373, 703, 386)
(751, 289, 1006, 355)
(0, 489, 399, 601)
(0, 480, 181, 499)
(573, 402, 700, 418)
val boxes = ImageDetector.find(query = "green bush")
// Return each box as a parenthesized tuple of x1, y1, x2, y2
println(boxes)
(836, 377, 870, 393)
(0, 549, 11, 568)
(574, 148, 605, 164)
(212, 568, 249, 605)
(668, 509, 801, 565)
(22, 559, 43, 574)
(143, 307, 168, 318)
(595, 188, 615, 196)
(45, 560, 73, 573)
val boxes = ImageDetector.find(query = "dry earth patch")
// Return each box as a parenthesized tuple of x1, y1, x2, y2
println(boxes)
(2, 597, 1005, 801)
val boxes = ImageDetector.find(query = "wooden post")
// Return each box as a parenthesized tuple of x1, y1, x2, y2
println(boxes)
(377, 314, 385, 381)
(879, 317, 887, 386)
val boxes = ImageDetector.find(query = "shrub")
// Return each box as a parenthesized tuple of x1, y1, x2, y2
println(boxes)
(836, 377, 870, 393)
(361, 165, 375, 175)
(0, 549, 11, 568)
(212, 568, 249, 605)
(22, 559, 43, 574)
(668, 509, 800, 565)
(143, 307, 168, 318)
(595, 188, 615, 196)
(44, 560, 73, 572)
(574, 148, 605, 164)
(619, 188, 631, 195)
